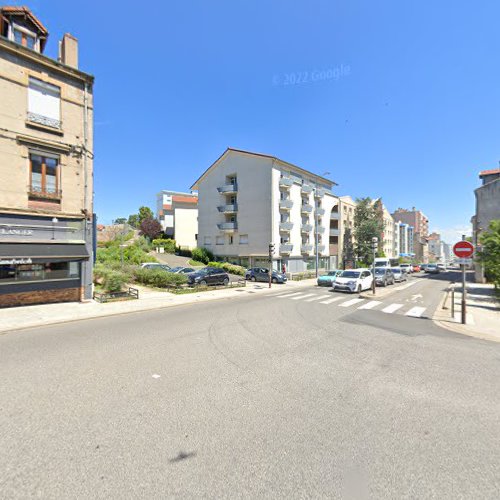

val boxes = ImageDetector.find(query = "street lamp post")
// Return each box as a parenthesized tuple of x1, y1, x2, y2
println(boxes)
(315, 190, 319, 278)
(371, 236, 378, 295)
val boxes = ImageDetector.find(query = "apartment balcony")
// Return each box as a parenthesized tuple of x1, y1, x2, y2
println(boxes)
(330, 211, 340, 220)
(301, 223, 313, 233)
(217, 222, 237, 232)
(316, 207, 325, 216)
(301, 184, 313, 194)
(317, 244, 326, 254)
(279, 244, 293, 254)
(301, 204, 313, 214)
(329, 228, 340, 236)
(27, 111, 62, 130)
(217, 183, 238, 194)
(279, 222, 294, 232)
(301, 244, 313, 254)
(329, 244, 339, 255)
(279, 177, 293, 189)
(314, 188, 326, 198)
(217, 204, 238, 213)
(279, 199, 293, 211)
(316, 226, 325, 234)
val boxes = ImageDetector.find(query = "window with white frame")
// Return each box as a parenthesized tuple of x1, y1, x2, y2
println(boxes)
(203, 236, 211, 245)
(239, 234, 248, 244)
(216, 236, 224, 245)
(28, 77, 61, 129)
(11, 23, 38, 51)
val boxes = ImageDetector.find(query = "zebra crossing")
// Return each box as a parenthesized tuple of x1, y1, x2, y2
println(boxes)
(272, 290, 429, 318)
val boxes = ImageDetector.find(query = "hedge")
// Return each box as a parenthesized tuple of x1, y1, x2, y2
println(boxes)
(207, 261, 246, 276)
(192, 247, 214, 264)
(133, 268, 188, 288)
(152, 238, 176, 254)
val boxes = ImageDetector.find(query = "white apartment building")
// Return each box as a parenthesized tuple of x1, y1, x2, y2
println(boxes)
(156, 190, 198, 249)
(191, 148, 339, 272)
(394, 221, 414, 258)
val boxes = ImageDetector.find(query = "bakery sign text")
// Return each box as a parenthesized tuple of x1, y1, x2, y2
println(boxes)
(0, 228, 34, 236)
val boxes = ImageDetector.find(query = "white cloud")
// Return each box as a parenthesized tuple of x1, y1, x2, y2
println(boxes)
(430, 225, 472, 244)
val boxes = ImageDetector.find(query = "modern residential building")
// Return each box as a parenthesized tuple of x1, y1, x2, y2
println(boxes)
(392, 207, 429, 262)
(0, 7, 94, 307)
(156, 190, 198, 249)
(337, 195, 356, 267)
(394, 221, 414, 258)
(471, 168, 500, 282)
(373, 199, 396, 258)
(427, 232, 444, 263)
(191, 148, 339, 272)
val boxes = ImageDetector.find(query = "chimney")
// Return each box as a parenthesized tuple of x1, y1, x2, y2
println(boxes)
(59, 33, 78, 69)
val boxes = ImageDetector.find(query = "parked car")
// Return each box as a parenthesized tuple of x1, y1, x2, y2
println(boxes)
(169, 266, 196, 274)
(373, 267, 395, 287)
(400, 263, 412, 274)
(333, 269, 373, 293)
(187, 267, 230, 286)
(141, 263, 171, 271)
(412, 264, 421, 272)
(245, 267, 287, 284)
(317, 270, 342, 286)
(391, 267, 408, 282)
(425, 264, 440, 274)
(420, 263, 428, 272)
(437, 263, 447, 271)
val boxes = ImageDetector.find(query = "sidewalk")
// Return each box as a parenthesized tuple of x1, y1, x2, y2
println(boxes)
(433, 283, 500, 342)
(0, 279, 316, 334)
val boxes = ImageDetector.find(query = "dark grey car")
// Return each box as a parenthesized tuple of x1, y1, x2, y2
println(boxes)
(187, 267, 230, 286)
(245, 267, 287, 284)
(374, 267, 395, 286)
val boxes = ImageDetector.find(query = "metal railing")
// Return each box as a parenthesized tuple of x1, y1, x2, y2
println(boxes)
(217, 222, 238, 230)
(27, 111, 62, 129)
(217, 183, 238, 193)
(279, 222, 293, 231)
(279, 177, 293, 188)
(217, 204, 238, 213)
(279, 199, 293, 210)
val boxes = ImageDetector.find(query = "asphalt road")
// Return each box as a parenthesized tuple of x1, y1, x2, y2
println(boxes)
(1, 272, 499, 498)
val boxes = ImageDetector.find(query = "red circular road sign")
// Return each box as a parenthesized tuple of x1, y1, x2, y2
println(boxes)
(453, 241, 474, 258)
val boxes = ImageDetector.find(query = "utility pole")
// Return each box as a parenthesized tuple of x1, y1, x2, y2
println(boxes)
(268, 242, 275, 288)
(461, 234, 467, 324)
(371, 236, 378, 295)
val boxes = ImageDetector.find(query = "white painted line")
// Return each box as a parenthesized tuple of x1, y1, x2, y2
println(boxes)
(382, 303, 404, 314)
(276, 292, 303, 298)
(405, 306, 426, 317)
(339, 298, 365, 308)
(320, 296, 345, 304)
(358, 300, 382, 310)
(305, 295, 327, 302)
(291, 293, 316, 300)
(152, 374, 161, 379)
(397, 281, 418, 290)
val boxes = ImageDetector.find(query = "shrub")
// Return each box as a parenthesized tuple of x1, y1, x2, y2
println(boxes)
(133, 268, 188, 288)
(207, 261, 245, 276)
(192, 247, 214, 264)
(103, 270, 128, 292)
(152, 238, 176, 254)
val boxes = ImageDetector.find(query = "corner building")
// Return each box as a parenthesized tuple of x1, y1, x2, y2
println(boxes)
(192, 149, 339, 272)
(0, 7, 94, 307)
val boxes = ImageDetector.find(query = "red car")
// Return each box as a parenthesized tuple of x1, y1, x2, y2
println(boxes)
(412, 264, 421, 272)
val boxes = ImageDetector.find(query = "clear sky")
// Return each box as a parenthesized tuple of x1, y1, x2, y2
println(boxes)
(22, 0, 500, 243)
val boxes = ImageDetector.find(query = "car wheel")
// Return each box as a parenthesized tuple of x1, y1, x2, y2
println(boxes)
(200, 279, 207, 286)
(272, 277, 278, 284)
(251, 276, 257, 282)
(357, 284, 362, 293)
(223, 277, 229, 286)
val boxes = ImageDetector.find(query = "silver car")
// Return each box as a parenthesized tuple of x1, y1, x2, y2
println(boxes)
(391, 267, 407, 282)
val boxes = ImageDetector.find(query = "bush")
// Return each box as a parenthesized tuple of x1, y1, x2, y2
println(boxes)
(103, 270, 128, 292)
(133, 268, 188, 288)
(207, 261, 245, 276)
(192, 247, 214, 264)
(152, 238, 176, 254)
(97, 241, 156, 266)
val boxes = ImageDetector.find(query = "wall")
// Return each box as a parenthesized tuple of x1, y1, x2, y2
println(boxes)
(174, 207, 198, 249)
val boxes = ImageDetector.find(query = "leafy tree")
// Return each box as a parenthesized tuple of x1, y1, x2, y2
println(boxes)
(139, 217, 163, 240)
(127, 214, 140, 228)
(138, 206, 155, 224)
(354, 197, 383, 263)
(477, 219, 500, 290)
(113, 217, 127, 225)
(342, 227, 355, 268)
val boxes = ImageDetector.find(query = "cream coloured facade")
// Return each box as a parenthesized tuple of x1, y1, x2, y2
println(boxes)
(191, 149, 339, 272)
(337, 195, 356, 266)
(0, 7, 94, 306)
(374, 199, 396, 258)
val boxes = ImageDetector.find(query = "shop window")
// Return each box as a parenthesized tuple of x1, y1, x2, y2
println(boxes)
(29, 152, 61, 200)
(0, 261, 80, 284)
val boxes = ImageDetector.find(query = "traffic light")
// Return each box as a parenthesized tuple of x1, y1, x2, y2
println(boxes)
(269, 242, 275, 257)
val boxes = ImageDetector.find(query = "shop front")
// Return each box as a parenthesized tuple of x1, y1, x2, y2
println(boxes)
(0, 214, 91, 308)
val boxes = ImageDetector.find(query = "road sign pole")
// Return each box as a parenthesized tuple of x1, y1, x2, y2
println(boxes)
(452, 237, 474, 325)
(460, 235, 467, 324)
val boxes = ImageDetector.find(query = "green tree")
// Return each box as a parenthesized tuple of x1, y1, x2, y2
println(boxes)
(113, 217, 127, 225)
(342, 227, 355, 268)
(138, 206, 154, 224)
(127, 214, 139, 228)
(354, 197, 383, 263)
(477, 219, 500, 290)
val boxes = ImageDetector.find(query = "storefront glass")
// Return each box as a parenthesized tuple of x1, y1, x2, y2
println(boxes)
(0, 261, 80, 284)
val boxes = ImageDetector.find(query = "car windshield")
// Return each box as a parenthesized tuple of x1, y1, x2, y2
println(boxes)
(391, 268, 401, 272)
(170, 267, 181, 272)
(341, 271, 360, 278)
(374, 268, 386, 275)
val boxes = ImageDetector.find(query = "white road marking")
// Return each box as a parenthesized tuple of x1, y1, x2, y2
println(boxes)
(339, 298, 365, 308)
(291, 293, 316, 300)
(405, 306, 426, 317)
(397, 281, 418, 290)
(305, 295, 327, 302)
(382, 303, 404, 314)
(277, 292, 303, 298)
(411, 294, 423, 301)
(358, 300, 382, 310)
(320, 296, 345, 304)
(152, 374, 161, 379)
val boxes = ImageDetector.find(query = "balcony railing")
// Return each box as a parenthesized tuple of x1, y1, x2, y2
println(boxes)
(330, 211, 340, 220)
(301, 204, 313, 214)
(329, 228, 340, 236)
(316, 226, 325, 234)
(279, 199, 293, 210)
(301, 244, 313, 254)
(28, 187, 62, 200)
(217, 183, 238, 193)
(316, 207, 325, 216)
(279, 222, 293, 232)
(217, 204, 238, 213)
(279, 244, 293, 254)
(301, 223, 313, 233)
(314, 188, 326, 198)
(27, 111, 62, 130)
(317, 244, 326, 253)
(279, 177, 293, 188)
(217, 222, 237, 231)
(301, 184, 313, 194)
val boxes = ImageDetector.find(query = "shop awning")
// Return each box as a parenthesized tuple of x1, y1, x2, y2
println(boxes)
(0, 243, 89, 263)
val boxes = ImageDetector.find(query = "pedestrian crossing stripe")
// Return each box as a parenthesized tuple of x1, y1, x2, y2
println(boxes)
(319, 296, 344, 305)
(405, 306, 426, 317)
(358, 300, 382, 310)
(382, 303, 404, 314)
(291, 293, 315, 300)
(305, 295, 328, 302)
(339, 298, 364, 308)
(277, 292, 303, 298)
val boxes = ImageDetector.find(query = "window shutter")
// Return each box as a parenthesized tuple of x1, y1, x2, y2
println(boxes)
(28, 78, 60, 121)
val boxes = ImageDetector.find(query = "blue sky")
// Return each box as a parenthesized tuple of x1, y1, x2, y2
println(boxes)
(23, 0, 500, 242)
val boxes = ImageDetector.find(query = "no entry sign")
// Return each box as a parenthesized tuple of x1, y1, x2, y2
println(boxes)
(453, 240, 474, 258)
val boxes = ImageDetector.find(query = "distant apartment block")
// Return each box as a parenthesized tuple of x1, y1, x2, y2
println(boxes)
(394, 222, 414, 258)
(373, 199, 396, 258)
(0, 7, 94, 307)
(392, 207, 429, 262)
(337, 196, 356, 267)
(471, 168, 500, 282)
(191, 148, 339, 272)
(427, 232, 444, 262)
(156, 190, 198, 249)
